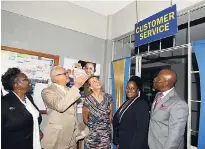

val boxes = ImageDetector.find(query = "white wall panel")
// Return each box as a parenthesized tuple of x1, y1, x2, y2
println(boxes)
(110, 1, 137, 39)
(1, 1, 107, 39)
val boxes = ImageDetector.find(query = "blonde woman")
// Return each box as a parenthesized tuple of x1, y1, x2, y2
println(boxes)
(83, 76, 113, 149)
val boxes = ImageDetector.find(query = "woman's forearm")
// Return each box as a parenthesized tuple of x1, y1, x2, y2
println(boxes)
(110, 117, 112, 125)
(82, 106, 89, 125)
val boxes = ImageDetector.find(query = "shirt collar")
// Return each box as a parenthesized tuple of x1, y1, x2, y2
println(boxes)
(162, 87, 174, 97)
(138, 91, 141, 98)
(54, 83, 66, 93)
(12, 91, 28, 105)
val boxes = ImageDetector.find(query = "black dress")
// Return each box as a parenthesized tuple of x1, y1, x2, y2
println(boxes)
(113, 95, 150, 149)
(1, 92, 42, 149)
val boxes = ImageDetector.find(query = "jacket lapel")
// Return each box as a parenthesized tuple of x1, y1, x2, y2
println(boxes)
(151, 92, 159, 110)
(65, 87, 77, 115)
(8, 92, 31, 117)
(51, 84, 76, 115)
(151, 89, 176, 116)
(51, 84, 66, 97)
(151, 92, 161, 114)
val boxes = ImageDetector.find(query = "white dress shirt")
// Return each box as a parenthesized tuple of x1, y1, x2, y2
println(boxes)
(12, 91, 41, 149)
(152, 87, 174, 110)
(162, 87, 174, 98)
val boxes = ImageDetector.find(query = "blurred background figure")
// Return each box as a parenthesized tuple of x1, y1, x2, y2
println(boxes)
(66, 69, 74, 88)
(85, 62, 96, 75)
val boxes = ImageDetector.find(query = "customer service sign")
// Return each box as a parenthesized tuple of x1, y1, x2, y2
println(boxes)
(135, 5, 177, 47)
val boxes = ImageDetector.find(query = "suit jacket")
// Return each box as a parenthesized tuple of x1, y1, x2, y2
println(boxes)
(41, 84, 86, 149)
(113, 95, 150, 149)
(1, 92, 42, 149)
(148, 88, 189, 149)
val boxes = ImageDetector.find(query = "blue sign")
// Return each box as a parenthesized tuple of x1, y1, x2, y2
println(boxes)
(135, 5, 177, 47)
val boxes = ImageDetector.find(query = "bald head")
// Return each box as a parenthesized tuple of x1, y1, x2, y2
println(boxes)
(154, 68, 177, 91)
(160, 69, 177, 87)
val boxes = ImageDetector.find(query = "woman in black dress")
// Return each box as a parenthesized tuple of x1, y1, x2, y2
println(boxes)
(1, 68, 42, 149)
(113, 76, 150, 149)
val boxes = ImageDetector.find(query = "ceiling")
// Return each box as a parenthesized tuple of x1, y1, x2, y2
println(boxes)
(70, 0, 135, 16)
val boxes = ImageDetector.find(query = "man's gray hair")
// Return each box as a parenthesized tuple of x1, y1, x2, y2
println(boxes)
(50, 65, 63, 83)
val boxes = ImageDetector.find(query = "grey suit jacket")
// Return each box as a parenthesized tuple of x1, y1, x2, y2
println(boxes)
(41, 84, 88, 149)
(148, 88, 189, 149)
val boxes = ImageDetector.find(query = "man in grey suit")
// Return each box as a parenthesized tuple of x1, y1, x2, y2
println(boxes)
(148, 69, 189, 149)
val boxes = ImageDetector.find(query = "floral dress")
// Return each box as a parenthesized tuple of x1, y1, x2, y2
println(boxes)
(83, 93, 113, 149)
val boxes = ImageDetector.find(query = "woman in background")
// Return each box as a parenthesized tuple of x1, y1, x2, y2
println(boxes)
(85, 62, 96, 75)
(83, 76, 113, 149)
(113, 76, 150, 149)
(1, 68, 42, 149)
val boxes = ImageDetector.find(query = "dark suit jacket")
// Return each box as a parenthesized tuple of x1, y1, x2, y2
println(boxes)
(113, 95, 150, 149)
(1, 92, 42, 149)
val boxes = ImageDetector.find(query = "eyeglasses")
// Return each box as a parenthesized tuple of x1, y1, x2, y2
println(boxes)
(55, 72, 68, 76)
(16, 78, 30, 83)
(126, 87, 137, 91)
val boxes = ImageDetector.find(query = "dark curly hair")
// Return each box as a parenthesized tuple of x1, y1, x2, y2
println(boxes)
(1, 68, 21, 91)
(128, 76, 142, 92)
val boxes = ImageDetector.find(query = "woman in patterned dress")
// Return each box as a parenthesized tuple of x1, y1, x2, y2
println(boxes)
(83, 76, 113, 149)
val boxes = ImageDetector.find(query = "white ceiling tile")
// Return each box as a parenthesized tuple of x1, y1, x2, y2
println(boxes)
(70, 0, 135, 16)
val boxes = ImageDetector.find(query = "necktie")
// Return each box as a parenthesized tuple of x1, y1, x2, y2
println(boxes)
(153, 93, 163, 110)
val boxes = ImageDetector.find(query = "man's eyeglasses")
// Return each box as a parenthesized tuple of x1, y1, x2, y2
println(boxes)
(55, 72, 68, 76)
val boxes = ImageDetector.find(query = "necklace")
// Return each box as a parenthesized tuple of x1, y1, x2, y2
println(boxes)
(92, 92, 104, 103)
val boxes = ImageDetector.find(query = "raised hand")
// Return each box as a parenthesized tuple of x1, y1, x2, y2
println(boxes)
(74, 74, 89, 89)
